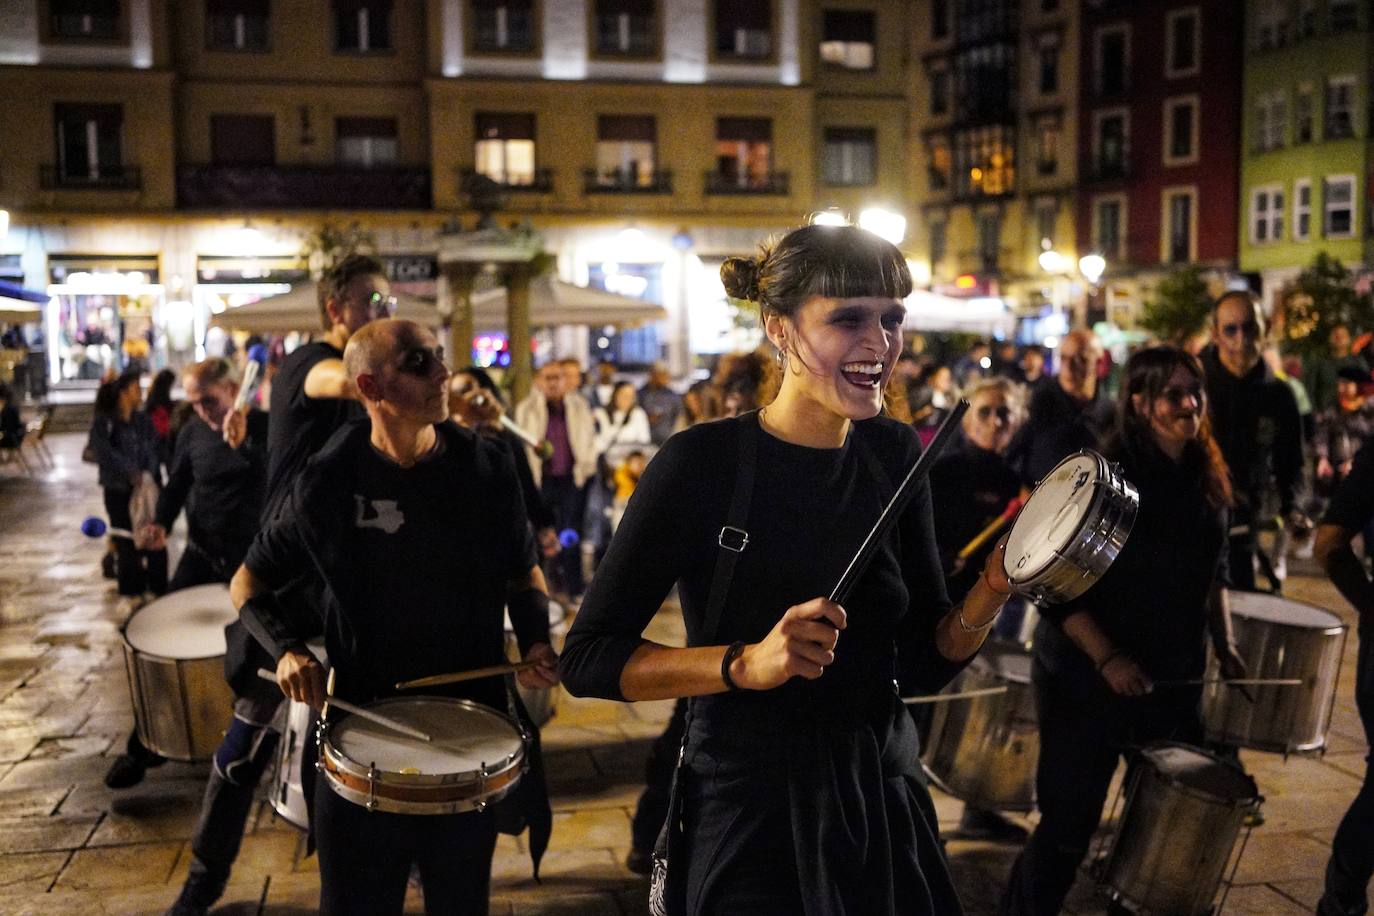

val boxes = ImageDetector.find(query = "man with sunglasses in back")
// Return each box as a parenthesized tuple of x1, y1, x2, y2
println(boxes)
(235, 319, 558, 914)
(1202, 291, 1304, 592)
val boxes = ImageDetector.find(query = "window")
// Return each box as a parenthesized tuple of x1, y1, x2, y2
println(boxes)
(594, 115, 656, 187)
(1325, 175, 1356, 237)
(1294, 178, 1312, 241)
(1164, 96, 1198, 165)
(336, 117, 397, 168)
(953, 125, 1015, 197)
(474, 112, 536, 185)
(335, 0, 391, 52)
(472, 0, 534, 53)
(1326, 77, 1356, 140)
(1298, 0, 1317, 36)
(821, 127, 876, 186)
(1166, 8, 1199, 77)
(1255, 92, 1286, 151)
(954, 42, 1016, 121)
(54, 104, 122, 182)
(820, 10, 875, 70)
(976, 210, 1001, 273)
(207, 0, 269, 49)
(1096, 26, 1129, 97)
(1037, 37, 1059, 95)
(1254, 0, 1288, 49)
(930, 69, 950, 116)
(1295, 87, 1314, 143)
(594, 0, 655, 56)
(929, 220, 947, 266)
(932, 0, 948, 39)
(714, 117, 773, 188)
(1093, 110, 1128, 178)
(715, 1, 771, 59)
(1250, 185, 1284, 243)
(1330, 0, 1358, 31)
(1034, 114, 1059, 176)
(209, 114, 275, 166)
(1093, 195, 1125, 259)
(50, 0, 119, 39)
(926, 136, 951, 191)
(1164, 188, 1197, 263)
(1034, 200, 1057, 249)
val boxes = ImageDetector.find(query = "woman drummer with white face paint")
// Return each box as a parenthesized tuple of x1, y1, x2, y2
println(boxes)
(561, 224, 1014, 915)
(1002, 346, 1248, 916)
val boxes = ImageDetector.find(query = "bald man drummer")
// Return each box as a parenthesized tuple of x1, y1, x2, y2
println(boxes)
(233, 319, 557, 915)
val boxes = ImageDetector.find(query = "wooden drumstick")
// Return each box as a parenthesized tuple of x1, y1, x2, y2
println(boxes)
(394, 660, 541, 691)
(955, 493, 1028, 562)
(256, 669, 432, 742)
(902, 686, 1010, 705)
(1153, 677, 1305, 687)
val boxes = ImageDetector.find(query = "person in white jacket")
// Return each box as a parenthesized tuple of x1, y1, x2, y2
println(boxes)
(587, 382, 653, 562)
(515, 362, 599, 599)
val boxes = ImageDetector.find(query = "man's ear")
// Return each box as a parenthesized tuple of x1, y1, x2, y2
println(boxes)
(324, 296, 345, 328)
(355, 373, 381, 402)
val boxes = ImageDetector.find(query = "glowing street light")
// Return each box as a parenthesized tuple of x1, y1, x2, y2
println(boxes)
(858, 207, 907, 245)
(1038, 250, 1069, 274)
(1078, 253, 1107, 286)
(810, 208, 849, 227)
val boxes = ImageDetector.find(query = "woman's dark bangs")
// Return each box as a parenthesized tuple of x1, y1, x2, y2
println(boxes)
(804, 243, 913, 301)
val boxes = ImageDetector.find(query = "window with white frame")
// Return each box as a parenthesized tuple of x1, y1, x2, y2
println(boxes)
(1254, 0, 1287, 49)
(1294, 178, 1312, 241)
(1295, 87, 1314, 143)
(335, 1, 391, 52)
(1166, 8, 1199, 77)
(1093, 109, 1128, 177)
(1095, 25, 1129, 96)
(1035, 114, 1059, 175)
(1093, 195, 1125, 260)
(336, 117, 397, 168)
(472, 0, 535, 53)
(474, 112, 536, 185)
(821, 127, 876, 186)
(1326, 77, 1356, 140)
(1164, 96, 1198, 165)
(1037, 35, 1059, 95)
(820, 10, 875, 70)
(1163, 188, 1197, 263)
(1251, 184, 1284, 243)
(1255, 92, 1286, 151)
(1325, 175, 1356, 237)
(1034, 199, 1057, 249)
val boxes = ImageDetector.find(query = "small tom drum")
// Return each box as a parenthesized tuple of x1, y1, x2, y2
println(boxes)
(121, 585, 238, 761)
(1004, 451, 1138, 605)
(319, 697, 526, 815)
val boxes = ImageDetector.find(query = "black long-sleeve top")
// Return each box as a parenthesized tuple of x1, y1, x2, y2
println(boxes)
(930, 437, 1022, 601)
(1202, 346, 1303, 515)
(88, 410, 161, 490)
(155, 410, 268, 562)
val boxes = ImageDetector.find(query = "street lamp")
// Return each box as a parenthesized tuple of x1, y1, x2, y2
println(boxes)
(1078, 253, 1107, 286)
(858, 207, 907, 245)
(811, 208, 849, 227)
(1038, 250, 1068, 274)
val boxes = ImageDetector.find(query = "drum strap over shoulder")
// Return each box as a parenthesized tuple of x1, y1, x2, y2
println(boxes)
(700, 410, 759, 645)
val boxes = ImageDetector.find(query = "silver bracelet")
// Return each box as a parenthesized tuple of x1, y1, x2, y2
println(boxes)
(958, 607, 999, 632)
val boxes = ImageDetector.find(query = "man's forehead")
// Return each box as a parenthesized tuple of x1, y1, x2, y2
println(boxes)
(1216, 295, 1258, 321)
(347, 273, 389, 296)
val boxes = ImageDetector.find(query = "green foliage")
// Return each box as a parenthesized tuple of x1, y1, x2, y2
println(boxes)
(1139, 266, 1212, 345)
(1280, 252, 1374, 360)
(300, 220, 377, 279)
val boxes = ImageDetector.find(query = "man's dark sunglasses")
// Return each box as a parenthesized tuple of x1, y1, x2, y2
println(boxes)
(975, 405, 1012, 421)
(1219, 321, 1260, 338)
(399, 345, 445, 376)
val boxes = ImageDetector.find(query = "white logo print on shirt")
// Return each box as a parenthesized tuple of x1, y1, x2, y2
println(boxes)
(354, 496, 405, 534)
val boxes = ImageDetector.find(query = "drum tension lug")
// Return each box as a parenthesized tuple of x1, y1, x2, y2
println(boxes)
(366, 761, 378, 812)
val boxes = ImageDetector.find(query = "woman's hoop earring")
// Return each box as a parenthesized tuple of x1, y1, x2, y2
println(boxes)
(776, 349, 788, 371)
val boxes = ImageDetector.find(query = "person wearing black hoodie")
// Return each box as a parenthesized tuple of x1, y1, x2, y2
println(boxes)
(1201, 291, 1304, 592)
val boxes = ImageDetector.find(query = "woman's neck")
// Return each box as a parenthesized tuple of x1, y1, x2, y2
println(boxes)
(760, 383, 850, 448)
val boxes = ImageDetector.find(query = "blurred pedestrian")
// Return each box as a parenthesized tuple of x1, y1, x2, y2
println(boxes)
(586, 359, 618, 411)
(145, 368, 178, 468)
(1007, 329, 1115, 486)
(1315, 366, 1374, 495)
(638, 361, 682, 445)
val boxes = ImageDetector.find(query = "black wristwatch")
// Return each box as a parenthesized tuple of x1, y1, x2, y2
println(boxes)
(721, 641, 746, 691)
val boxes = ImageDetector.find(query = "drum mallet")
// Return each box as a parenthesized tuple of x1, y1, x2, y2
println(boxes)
(472, 394, 555, 459)
(80, 517, 135, 540)
(232, 344, 269, 412)
(256, 669, 433, 742)
(395, 660, 541, 691)
(1154, 678, 1305, 687)
(949, 493, 1027, 575)
(903, 686, 1010, 705)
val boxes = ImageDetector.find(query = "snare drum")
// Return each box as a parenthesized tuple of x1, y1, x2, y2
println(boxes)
(121, 585, 238, 761)
(921, 642, 1039, 812)
(318, 697, 526, 815)
(503, 599, 568, 727)
(1101, 743, 1260, 916)
(1004, 451, 1139, 605)
(1203, 591, 1346, 754)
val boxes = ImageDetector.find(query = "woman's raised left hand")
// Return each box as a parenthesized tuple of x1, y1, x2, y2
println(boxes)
(980, 534, 1014, 597)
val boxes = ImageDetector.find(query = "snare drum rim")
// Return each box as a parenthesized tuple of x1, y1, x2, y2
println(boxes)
(120, 616, 230, 664)
(321, 696, 525, 789)
(1007, 451, 1109, 585)
(1136, 741, 1260, 808)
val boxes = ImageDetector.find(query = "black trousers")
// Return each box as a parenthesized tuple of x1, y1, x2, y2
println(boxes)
(314, 777, 497, 915)
(1323, 622, 1374, 915)
(540, 473, 585, 597)
(1001, 660, 1204, 916)
(104, 487, 167, 597)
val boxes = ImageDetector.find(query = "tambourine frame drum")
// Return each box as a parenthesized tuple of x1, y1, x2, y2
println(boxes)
(318, 697, 526, 816)
(120, 585, 238, 761)
(1004, 451, 1138, 605)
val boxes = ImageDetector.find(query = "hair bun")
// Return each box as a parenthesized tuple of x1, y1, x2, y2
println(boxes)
(720, 256, 762, 303)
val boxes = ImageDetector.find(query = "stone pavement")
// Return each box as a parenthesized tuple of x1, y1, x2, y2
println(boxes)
(0, 432, 1366, 915)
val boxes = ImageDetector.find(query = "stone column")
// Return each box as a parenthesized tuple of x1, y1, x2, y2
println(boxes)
(444, 262, 477, 369)
(506, 262, 533, 405)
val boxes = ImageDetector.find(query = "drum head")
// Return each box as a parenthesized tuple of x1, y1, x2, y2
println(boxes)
(1227, 591, 1343, 630)
(974, 641, 1031, 685)
(331, 697, 522, 776)
(1141, 743, 1257, 801)
(123, 585, 237, 659)
(1006, 453, 1102, 581)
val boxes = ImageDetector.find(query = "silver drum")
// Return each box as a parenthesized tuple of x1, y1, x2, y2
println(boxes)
(920, 642, 1039, 812)
(270, 698, 314, 830)
(1004, 451, 1138, 605)
(503, 599, 567, 727)
(1203, 591, 1346, 754)
(1102, 743, 1260, 916)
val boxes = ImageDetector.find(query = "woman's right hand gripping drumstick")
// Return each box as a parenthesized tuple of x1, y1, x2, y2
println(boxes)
(731, 598, 847, 691)
(275, 648, 328, 710)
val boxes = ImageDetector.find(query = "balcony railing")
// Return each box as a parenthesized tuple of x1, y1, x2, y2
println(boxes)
(40, 165, 141, 190)
(177, 164, 430, 209)
(583, 168, 673, 194)
(459, 167, 554, 194)
(703, 170, 790, 196)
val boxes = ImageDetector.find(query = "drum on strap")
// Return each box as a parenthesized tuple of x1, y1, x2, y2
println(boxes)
(1003, 451, 1138, 605)
(120, 585, 238, 761)
(1202, 591, 1346, 754)
(503, 599, 568, 727)
(270, 640, 327, 830)
(318, 697, 526, 815)
(920, 641, 1039, 812)
(1100, 743, 1260, 916)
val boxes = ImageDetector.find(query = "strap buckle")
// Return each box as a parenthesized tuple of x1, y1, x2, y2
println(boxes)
(717, 526, 749, 553)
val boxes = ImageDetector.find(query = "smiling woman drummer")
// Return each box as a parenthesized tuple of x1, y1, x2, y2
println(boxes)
(560, 224, 1014, 915)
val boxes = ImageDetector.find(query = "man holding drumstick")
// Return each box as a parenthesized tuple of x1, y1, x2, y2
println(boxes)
(233, 319, 558, 915)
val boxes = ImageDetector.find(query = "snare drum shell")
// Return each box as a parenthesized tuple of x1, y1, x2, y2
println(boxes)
(120, 643, 234, 761)
(271, 699, 315, 830)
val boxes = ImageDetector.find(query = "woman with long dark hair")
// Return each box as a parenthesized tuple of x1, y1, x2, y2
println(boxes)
(1001, 346, 1248, 915)
(561, 224, 1014, 914)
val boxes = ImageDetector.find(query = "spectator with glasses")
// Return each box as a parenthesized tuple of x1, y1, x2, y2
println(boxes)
(1201, 291, 1304, 592)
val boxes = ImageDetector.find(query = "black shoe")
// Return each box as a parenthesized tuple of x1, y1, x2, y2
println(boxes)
(953, 806, 1029, 842)
(625, 848, 653, 875)
(101, 552, 116, 579)
(165, 860, 226, 916)
(104, 748, 166, 789)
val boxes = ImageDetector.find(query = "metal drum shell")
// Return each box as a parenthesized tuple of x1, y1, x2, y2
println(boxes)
(503, 600, 569, 728)
(319, 697, 525, 816)
(1202, 592, 1346, 754)
(270, 699, 315, 830)
(1102, 743, 1259, 916)
(1006, 452, 1139, 606)
(920, 643, 1039, 812)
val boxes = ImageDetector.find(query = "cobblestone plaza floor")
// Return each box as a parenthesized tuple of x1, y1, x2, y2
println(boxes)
(0, 433, 1365, 914)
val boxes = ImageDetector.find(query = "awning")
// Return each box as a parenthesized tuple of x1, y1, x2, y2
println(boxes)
(0, 281, 47, 324)
(468, 276, 666, 329)
(208, 284, 432, 334)
(903, 289, 1016, 336)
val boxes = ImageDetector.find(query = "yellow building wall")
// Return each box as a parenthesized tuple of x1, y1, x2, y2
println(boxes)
(813, 96, 908, 216)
